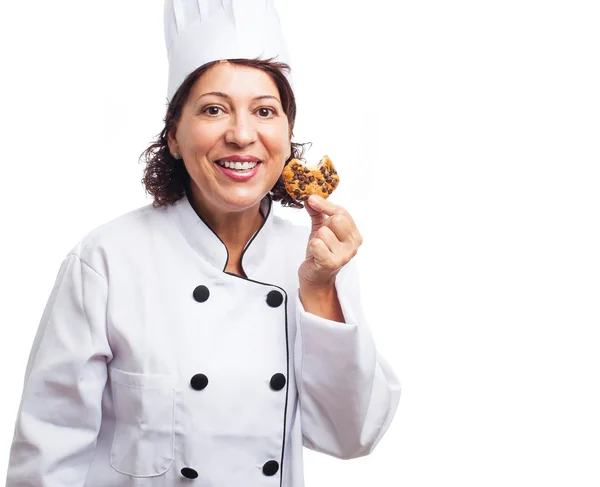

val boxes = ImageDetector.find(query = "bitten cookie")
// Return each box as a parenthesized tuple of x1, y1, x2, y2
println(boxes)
(282, 155, 340, 201)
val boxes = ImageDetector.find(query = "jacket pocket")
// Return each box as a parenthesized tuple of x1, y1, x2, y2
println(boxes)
(108, 367, 175, 477)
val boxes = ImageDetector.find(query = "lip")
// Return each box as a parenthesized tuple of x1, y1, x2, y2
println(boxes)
(215, 155, 261, 163)
(214, 161, 261, 182)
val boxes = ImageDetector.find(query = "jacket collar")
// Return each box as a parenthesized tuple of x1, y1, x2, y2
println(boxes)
(165, 189, 274, 277)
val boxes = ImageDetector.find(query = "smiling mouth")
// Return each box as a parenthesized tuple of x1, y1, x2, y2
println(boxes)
(215, 160, 261, 171)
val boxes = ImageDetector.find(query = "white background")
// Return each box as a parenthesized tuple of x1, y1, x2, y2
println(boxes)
(1, 0, 599, 485)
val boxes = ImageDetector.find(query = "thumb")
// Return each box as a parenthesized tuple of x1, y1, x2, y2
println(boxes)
(305, 195, 327, 227)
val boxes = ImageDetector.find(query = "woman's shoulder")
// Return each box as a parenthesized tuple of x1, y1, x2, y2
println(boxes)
(67, 201, 169, 271)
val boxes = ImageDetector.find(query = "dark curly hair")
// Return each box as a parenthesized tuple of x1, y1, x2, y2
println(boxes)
(140, 58, 307, 209)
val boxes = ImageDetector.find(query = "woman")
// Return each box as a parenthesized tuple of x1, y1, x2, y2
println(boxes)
(5, 1, 401, 485)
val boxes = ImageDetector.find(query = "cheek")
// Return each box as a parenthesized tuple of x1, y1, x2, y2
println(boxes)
(185, 123, 220, 153)
(263, 125, 291, 159)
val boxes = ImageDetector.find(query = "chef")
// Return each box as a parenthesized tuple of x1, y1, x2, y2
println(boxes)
(5, 0, 401, 485)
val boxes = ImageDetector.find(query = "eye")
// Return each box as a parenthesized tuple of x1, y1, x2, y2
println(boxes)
(203, 106, 224, 116)
(257, 107, 276, 118)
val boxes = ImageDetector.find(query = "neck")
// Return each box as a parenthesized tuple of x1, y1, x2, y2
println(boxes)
(186, 185, 266, 269)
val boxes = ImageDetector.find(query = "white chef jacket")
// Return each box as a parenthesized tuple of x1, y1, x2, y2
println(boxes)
(5, 191, 401, 486)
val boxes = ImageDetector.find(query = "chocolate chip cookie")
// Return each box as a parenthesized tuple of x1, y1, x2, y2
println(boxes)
(282, 155, 339, 201)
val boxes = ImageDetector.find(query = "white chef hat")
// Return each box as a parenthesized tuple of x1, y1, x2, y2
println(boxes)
(164, 0, 292, 102)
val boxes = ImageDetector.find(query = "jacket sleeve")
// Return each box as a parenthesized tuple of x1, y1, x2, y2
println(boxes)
(294, 258, 401, 460)
(5, 252, 112, 487)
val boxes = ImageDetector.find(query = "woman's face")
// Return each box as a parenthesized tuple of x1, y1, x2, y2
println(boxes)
(169, 62, 291, 213)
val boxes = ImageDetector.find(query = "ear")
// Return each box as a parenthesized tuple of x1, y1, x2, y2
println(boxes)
(287, 132, 294, 161)
(167, 127, 179, 156)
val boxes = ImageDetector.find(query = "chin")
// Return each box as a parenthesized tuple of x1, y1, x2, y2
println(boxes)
(218, 188, 269, 211)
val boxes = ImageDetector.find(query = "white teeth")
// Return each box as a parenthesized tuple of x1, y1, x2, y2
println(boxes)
(216, 160, 258, 170)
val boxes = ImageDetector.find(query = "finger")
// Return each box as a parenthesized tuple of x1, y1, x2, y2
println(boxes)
(306, 195, 344, 217)
(314, 227, 356, 269)
(315, 225, 343, 255)
(309, 237, 334, 266)
(322, 226, 360, 269)
(321, 214, 355, 243)
(323, 215, 363, 251)
(307, 195, 356, 227)
(304, 198, 328, 227)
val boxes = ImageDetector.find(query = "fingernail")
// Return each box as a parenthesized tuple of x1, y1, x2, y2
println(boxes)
(308, 195, 320, 205)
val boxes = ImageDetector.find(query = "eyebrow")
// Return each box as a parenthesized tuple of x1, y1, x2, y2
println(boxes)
(195, 92, 281, 104)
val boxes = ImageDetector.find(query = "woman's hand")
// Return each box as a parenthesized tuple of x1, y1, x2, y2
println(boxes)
(298, 195, 363, 290)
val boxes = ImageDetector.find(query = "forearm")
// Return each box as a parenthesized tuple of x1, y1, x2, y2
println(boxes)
(298, 279, 345, 323)
(294, 261, 401, 459)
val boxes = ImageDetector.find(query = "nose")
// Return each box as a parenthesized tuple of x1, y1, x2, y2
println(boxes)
(224, 112, 257, 147)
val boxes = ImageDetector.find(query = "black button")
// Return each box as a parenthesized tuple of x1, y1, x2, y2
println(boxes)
(190, 373, 209, 390)
(181, 467, 198, 479)
(266, 290, 283, 308)
(193, 285, 210, 303)
(270, 373, 286, 391)
(262, 460, 279, 476)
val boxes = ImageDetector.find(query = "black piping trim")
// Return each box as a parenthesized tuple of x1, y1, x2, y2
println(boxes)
(224, 272, 290, 487)
(184, 185, 272, 275)
(238, 193, 273, 277)
(193, 211, 231, 272)
(186, 187, 286, 483)
(183, 183, 232, 271)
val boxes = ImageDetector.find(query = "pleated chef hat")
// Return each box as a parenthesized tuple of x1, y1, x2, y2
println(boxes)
(164, 0, 292, 102)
